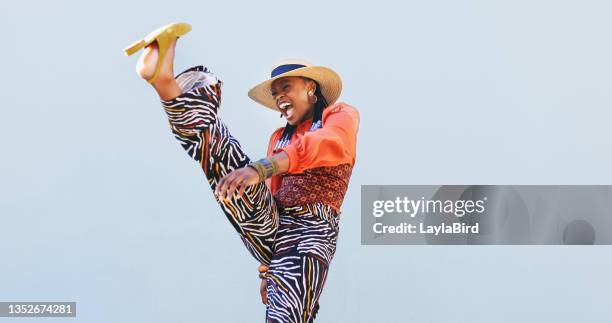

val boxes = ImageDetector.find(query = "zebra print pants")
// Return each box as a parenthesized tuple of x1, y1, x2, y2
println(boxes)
(159, 66, 340, 323)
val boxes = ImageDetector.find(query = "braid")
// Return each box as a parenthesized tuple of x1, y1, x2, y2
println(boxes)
(311, 83, 328, 129)
(274, 79, 328, 150)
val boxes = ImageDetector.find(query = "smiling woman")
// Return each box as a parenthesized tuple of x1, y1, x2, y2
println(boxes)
(124, 23, 360, 323)
(271, 77, 317, 124)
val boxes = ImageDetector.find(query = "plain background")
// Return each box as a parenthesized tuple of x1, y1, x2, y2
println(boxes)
(1, 0, 611, 322)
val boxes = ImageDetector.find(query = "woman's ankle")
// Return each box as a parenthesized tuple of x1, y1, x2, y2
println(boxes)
(154, 77, 182, 101)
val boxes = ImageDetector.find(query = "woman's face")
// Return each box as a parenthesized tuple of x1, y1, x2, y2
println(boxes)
(271, 76, 316, 126)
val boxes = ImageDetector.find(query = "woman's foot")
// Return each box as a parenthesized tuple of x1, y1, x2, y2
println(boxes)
(135, 37, 181, 100)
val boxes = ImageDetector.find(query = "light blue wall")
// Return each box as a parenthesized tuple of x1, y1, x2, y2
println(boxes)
(1, 0, 611, 322)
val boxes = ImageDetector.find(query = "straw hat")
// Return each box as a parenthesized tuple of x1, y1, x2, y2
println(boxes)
(248, 59, 342, 112)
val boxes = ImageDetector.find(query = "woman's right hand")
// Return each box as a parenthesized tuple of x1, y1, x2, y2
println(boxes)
(215, 166, 261, 200)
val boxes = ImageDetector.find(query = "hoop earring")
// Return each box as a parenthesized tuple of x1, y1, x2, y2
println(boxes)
(307, 90, 318, 104)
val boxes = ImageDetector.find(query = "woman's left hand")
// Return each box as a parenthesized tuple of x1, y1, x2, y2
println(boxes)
(214, 166, 261, 200)
(258, 264, 269, 305)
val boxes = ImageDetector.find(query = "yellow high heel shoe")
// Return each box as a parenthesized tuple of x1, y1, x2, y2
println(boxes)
(123, 22, 192, 84)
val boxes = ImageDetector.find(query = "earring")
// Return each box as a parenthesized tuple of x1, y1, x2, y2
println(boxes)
(308, 90, 317, 104)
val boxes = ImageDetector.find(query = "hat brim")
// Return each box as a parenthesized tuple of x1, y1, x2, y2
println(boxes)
(248, 66, 342, 112)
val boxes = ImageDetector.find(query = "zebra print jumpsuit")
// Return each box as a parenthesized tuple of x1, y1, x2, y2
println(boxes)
(159, 66, 356, 322)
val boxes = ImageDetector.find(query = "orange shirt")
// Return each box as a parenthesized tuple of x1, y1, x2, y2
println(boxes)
(265, 102, 360, 195)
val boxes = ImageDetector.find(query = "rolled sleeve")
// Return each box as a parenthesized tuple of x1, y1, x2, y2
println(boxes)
(280, 103, 360, 174)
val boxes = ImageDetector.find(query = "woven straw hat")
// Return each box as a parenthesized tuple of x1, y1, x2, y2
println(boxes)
(248, 59, 342, 112)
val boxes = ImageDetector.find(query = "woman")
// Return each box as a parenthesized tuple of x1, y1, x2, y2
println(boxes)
(125, 22, 359, 322)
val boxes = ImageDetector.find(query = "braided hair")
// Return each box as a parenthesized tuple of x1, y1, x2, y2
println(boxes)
(274, 78, 329, 150)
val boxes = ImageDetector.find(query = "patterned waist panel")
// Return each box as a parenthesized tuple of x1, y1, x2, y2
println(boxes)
(274, 163, 354, 214)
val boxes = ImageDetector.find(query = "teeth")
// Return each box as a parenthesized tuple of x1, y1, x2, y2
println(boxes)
(279, 102, 291, 110)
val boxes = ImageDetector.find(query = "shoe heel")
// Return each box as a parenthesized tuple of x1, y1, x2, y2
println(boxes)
(124, 39, 146, 56)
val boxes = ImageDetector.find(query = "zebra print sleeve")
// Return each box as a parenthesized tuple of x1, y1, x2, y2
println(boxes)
(159, 66, 222, 161)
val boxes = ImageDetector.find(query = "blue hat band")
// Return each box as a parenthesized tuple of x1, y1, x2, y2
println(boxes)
(271, 64, 307, 78)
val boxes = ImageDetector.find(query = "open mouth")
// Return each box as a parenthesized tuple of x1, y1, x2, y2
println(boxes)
(278, 102, 294, 119)
(278, 102, 291, 110)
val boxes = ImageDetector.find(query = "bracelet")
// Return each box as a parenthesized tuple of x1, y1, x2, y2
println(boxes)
(247, 158, 272, 182)
(259, 158, 274, 179)
(269, 155, 280, 175)
(247, 162, 266, 182)
(248, 156, 282, 182)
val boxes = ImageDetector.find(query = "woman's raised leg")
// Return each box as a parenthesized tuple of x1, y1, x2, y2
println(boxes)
(137, 38, 278, 265)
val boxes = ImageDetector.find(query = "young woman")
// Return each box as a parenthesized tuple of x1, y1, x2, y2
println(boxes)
(125, 23, 359, 322)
